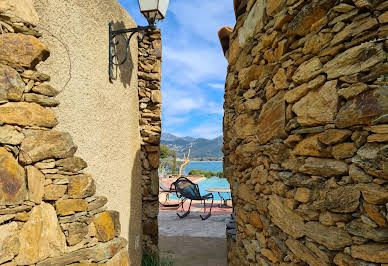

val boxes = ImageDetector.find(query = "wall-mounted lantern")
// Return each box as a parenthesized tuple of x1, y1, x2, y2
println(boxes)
(109, 0, 170, 80)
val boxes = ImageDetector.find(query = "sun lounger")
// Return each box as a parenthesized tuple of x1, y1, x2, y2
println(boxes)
(172, 177, 214, 220)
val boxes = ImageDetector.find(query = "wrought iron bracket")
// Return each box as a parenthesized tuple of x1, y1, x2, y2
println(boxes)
(109, 22, 155, 81)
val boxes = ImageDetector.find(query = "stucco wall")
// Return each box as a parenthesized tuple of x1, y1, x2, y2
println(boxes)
(33, 0, 142, 264)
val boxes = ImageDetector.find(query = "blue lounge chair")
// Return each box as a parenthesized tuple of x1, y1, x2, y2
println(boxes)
(159, 182, 181, 208)
(172, 177, 214, 220)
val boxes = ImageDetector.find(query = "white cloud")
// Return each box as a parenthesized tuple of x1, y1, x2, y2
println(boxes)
(204, 101, 224, 115)
(118, 0, 234, 138)
(190, 123, 223, 139)
(208, 83, 225, 90)
(162, 115, 190, 127)
(169, 0, 235, 44)
(163, 45, 227, 85)
(162, 86, 205, 116)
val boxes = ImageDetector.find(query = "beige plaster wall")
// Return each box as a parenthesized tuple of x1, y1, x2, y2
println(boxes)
(33, 0, 142, 264)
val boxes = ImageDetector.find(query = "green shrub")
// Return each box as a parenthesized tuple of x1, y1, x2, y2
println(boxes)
(142, 253, 174, 266)
(188, 169, 225, 178)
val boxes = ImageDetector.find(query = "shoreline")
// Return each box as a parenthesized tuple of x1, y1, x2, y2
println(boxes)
(176, 160, 223, 162)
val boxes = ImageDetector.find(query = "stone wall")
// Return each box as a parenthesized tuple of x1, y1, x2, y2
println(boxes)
(0, 9, 129, 266)
(138, 29, 162, 256)
(221, 0, 388, 265)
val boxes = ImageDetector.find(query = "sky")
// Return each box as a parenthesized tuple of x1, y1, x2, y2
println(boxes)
(118, 0, 235, 139)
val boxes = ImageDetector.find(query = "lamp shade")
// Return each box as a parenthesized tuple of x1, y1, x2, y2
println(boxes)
(138, 0, 169, 24)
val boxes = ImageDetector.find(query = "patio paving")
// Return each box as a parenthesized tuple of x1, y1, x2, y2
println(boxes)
(159, 212, 229, 266)
(159, 236, 227, 266)
(158, 211, 230, 238)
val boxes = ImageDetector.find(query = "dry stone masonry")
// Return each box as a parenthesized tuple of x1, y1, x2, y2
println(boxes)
(138, 29, 162, 256)
(0, 5, 130, 266)
(221, 0, 388, 265)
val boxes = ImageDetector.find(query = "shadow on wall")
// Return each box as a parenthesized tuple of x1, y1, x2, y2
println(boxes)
(110, 21, 134, 88)
(127, 149, 143, 265)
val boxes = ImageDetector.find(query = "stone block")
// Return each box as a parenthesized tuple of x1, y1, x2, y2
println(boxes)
(351, 244, 388, 263)
(0, 125, 24, 145)
(43, 184, 67, 200)
(23, 93, 59, 107)
(284, 75, 325, 103)
(356, 183, 388, 204)
(346, 219, 388, 242)
(336, 88, 388, 129)
(55, 157, 87, 172)
(106, 248, 130, 266)
(238, 65, 264, 89)
(286, 238, 330, 266)
(304, 222, 352, 250)
(363, 202, 387, 227)
(238, 0, 266, 47)
(0, 33, 49, 67)
(299, 157, 348, 176)
(352, 143, 387, 179)
(313, 185, 360, 213)
(56, 199, 88, 216)
(35, 237, 127, 266)
(0, 222, 19, 264)
(93, 211, 120, 242)
(287, 0, 335, 36)
(292, 57, 323, 84)
(292, 80, 338, 126)
(65, 222, 88, 246)
(0, 64, 24, 102)
(19, 130, 77, 165)
(0, 0, 39, 24)
(318, 129, 352, 145)
(15, 203, 66, 265)
(293, 134, 331, 157)
(268, 195, 305, 238)
(257, 91, 286, 144)
(68, 174, 96, 199)
(26, 166, 44, 204)
(32, 83, 59, 97)
(324, 42, 385, 80)
(338, 82, 369, 100)
(0, 102, 58, 128)
(331, 143, 357, 159)
(0, 147, 27, 205)
(294, 188, 311, 203)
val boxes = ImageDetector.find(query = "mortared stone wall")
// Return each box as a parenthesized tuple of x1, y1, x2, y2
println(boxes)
(220, 0, 388, 265)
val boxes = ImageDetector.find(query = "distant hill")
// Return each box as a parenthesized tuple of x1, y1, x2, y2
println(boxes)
(161, 133, 223, 160)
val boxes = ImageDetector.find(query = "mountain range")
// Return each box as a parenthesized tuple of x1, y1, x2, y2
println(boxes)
(161, 133, 223, 160)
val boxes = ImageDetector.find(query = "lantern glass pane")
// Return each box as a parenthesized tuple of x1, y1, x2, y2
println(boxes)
(158, 0, 170, 19)
(138, 0, 158, 12)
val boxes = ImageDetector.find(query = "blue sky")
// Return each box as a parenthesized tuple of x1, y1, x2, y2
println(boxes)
(118, 0, 235, 139)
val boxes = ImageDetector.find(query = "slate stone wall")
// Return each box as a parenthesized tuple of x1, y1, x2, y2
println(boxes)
(138, 29, 162, 256)
(221, 0, 388, 265)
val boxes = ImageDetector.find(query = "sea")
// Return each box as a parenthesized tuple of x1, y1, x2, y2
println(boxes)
(173, 161, 230, 201)
(182, 161, 223, 175)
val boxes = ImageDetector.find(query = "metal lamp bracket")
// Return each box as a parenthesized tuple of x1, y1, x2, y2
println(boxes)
(109, 22, 155, 81)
